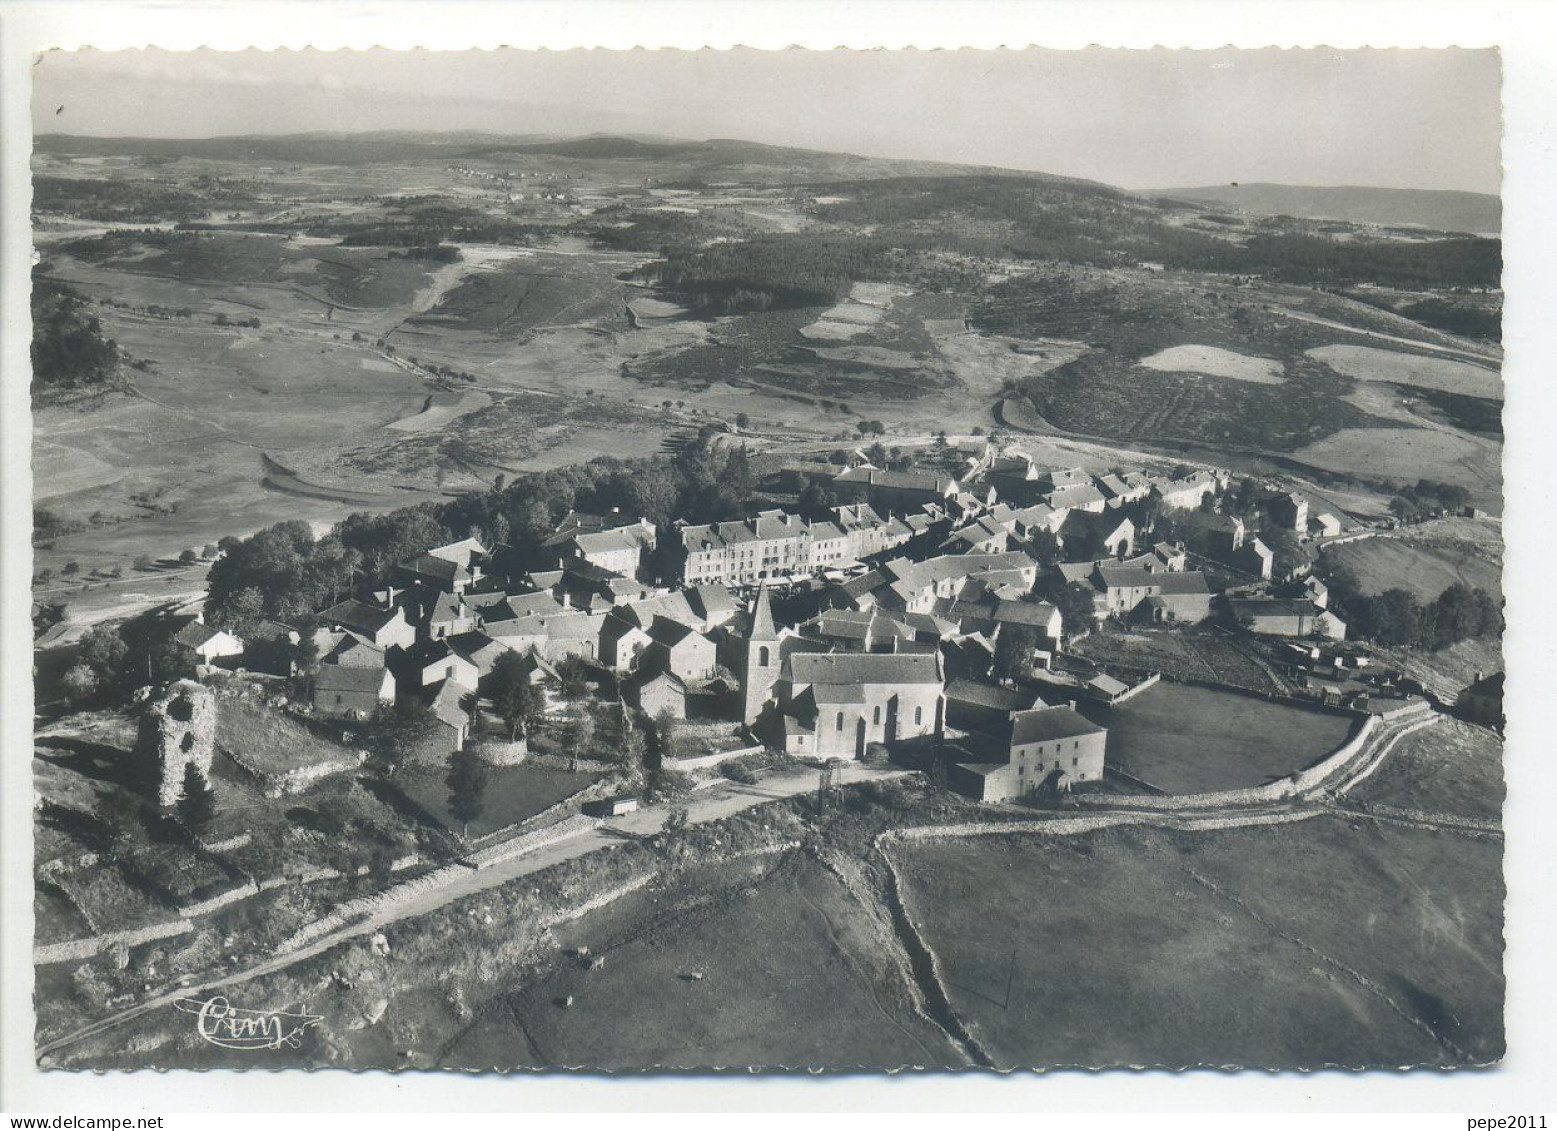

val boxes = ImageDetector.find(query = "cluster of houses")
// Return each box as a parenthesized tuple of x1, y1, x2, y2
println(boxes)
(178, 446, 1378, 802)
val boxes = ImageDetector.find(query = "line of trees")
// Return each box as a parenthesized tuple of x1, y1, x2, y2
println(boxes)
(1324, 567, 1501, 651)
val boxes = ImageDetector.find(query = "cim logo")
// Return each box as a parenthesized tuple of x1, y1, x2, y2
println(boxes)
(174, 995, 322, 1051)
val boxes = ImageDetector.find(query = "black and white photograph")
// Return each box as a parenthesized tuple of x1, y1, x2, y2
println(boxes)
(4, 6, 1546, 1104)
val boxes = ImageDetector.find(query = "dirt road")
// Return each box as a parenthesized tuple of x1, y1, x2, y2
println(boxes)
(35, 762, 908, 1060)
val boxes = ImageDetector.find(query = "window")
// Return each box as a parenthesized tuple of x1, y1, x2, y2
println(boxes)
(446, 664, 455, 678)
(914, 705, 923, 725)
(1073, 757, 1079, 767)
(873, 706, 881, 725)
(758, 645, 770, 667)
(836, 713, 844, 732)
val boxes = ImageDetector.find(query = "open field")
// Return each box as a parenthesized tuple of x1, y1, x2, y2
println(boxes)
(395, 761, 604, 842)
(1137, 344, 1285, 384)
(1073, 631, 1283, 694)
(895, 816, 1504, 1067)
(1291, 426, 1502, 502)
(441, 852, 962, 1070)
(1075, 681, 1357, 794)
(1326, 526, 1502, 603)
(1348, 719, 1503, 823)
(1308, 344, 1502, 400)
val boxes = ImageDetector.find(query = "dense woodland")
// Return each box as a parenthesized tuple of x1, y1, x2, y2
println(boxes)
(203, 434, 760, 629)
(33, 174, 256, 224)
(29, 273, 119, 396)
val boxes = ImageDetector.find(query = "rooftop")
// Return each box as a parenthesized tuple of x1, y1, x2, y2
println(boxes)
(1011, 705, 1105, 745)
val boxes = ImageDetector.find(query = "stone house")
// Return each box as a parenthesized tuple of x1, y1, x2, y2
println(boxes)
(949, 705, 1107, 802)
(313, 664, 396, 718)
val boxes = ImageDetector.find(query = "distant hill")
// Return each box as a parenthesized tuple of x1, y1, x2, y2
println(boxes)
(32, 131, 1115, 191)
(1143, 183, 1500, 236)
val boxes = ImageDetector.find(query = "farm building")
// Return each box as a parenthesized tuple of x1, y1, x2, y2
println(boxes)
(318, 599, 416, 651)
(949, 705, 1107, 802)
(1060, 510, 1135, 559)
(624, 668, 688, 721)
(1046, 482, 1108, 513)
(641, 617, 719, 682)
(402, 639, 481, 691)
(423, 679, 471, 756)
(1151, 472, 1221, 511)
(832, 467, 962, 515)
(1458, 671, 1504, 732)
(599, 611, 654, 671)
(313, 664, 395, 718)
(427, 592, 477, 640)
(1227, 598, 1347, 640)
(321, 630, 387, 669)
(944, 678, 1044, 734)
(173, 617, 244, 666)
(395, 552, 478, 594)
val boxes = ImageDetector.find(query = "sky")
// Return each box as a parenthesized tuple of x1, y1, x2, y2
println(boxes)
(32, 46, 1502, 193)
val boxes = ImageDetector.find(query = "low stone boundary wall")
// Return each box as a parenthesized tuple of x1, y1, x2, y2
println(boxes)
(177, 881, 259, 920)
(882, 806, 1321, 848)
(465, 814, 602, 871)
(1329, 713, 1440, 796)
(464, 780, 618, 852)
(1106, 671, 1161, 704)
(35, 918, 195, 966)
(279, 862, 474, 952)
(666, 744, 765, 773)
(1075, 715, 1382, 811)
(523, 751, 621, 774)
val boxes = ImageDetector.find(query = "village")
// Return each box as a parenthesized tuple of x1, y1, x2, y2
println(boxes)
(33, 425, 1506, 1005)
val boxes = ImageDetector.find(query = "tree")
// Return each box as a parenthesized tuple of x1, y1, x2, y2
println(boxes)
(1056, 582, 1099, 637)
(362, 700, 439, 777)
(77, 623, 129, 686)
(175, 763, 216, 832)
(554, 656, 592, 701)
(445, 748, 489, 840)
(62, 561, 80, 577)
(178, 548, 199, 564)
(490, 652, 542, 740)
(651, 708, 685, 765)
(1362, 588, 1422, 648)
(61, 664, 99, 705)
(133, 554, 155, 572)
(555, 710, 598, 759)
(992, 624, 1039, 683)
(735, 412, 750, 431)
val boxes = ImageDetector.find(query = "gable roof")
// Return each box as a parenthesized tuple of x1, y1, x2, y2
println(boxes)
(788, 651, 941, 687)
(427, 679, 470, 729)
(174, 619, 225, 650)
(1010, 705, 1105, 745)
(397, 553, 466, 583)
(314, 665, 392, 695)
(319, 599, 400, 637)
(946, 679, 1040, 713)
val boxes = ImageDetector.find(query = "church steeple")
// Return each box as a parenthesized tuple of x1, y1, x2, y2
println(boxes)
(749, 582, 777, 641)
(742, 583, 781, 726)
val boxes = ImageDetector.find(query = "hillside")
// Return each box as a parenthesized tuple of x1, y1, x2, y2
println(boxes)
(1144, 183, 1500, 236)
(33, 131, 1110, 188)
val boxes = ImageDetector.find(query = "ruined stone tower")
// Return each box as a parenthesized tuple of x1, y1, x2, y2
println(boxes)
(137, 679, 217, 808)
